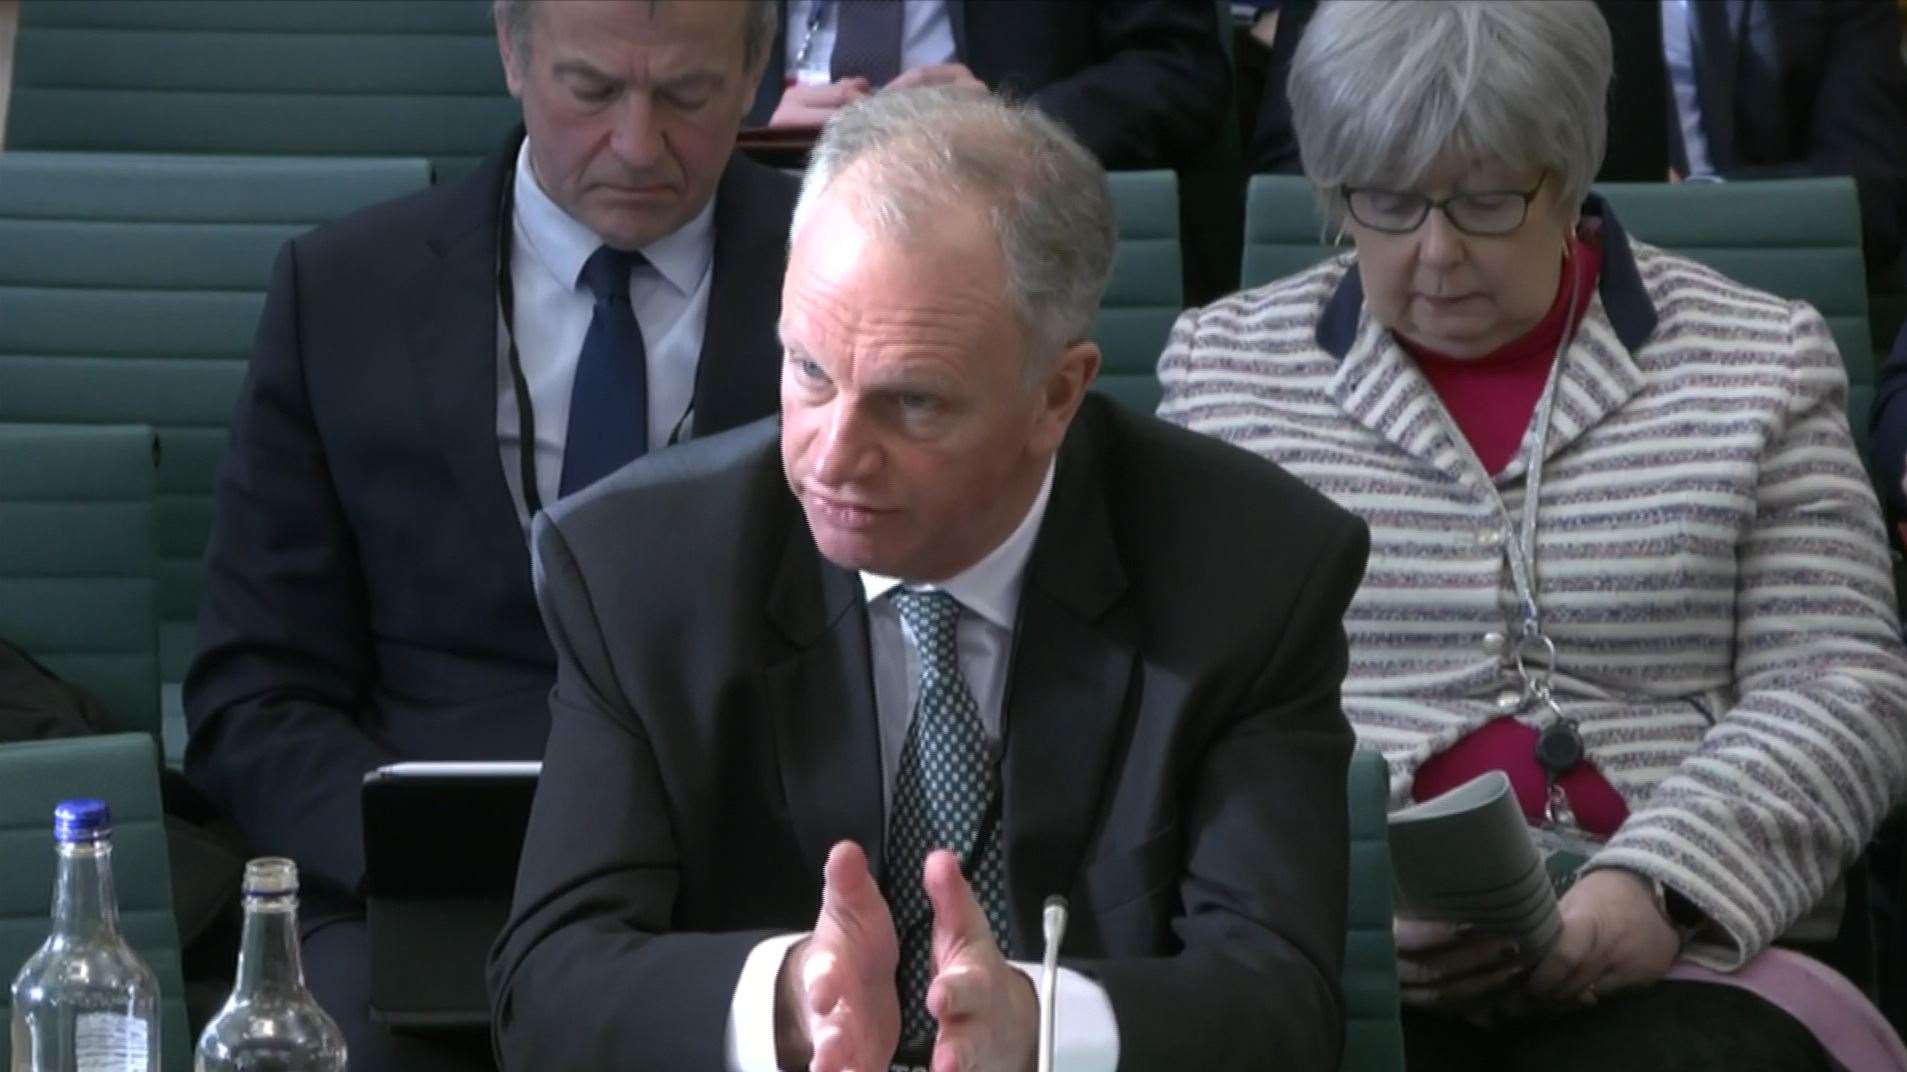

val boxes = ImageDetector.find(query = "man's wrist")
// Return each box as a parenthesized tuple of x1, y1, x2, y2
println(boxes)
(774, 939, 813, 1069)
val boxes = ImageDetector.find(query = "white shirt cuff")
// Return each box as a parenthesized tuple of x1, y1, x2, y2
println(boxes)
(725, 932, 808, 1072)
(1006, 959, 1121, 1072)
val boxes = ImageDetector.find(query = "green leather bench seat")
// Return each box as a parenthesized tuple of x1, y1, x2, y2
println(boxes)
(0, 733, 190, 1072)
(1242, 175, 1875, 456)
(0, 152, 433, 741)
(1345, 747, 1406, 1071)
(1096, 170, 1184, 415)
(0, 423, 158, 741)
(8, 0, 517, 180)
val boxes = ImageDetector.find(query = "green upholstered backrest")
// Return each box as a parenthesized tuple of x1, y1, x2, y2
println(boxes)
(1096, 170, 1184, 414)
(0, 423, 158, 739)
(0, 734, 190, 1072)
(1344, 748, 1405, 1072)
(0, 152, 433, 692)
(1594, 179, 1873, 455)
(7, 0, 517, 180)
(1242, 175, 1875, 454)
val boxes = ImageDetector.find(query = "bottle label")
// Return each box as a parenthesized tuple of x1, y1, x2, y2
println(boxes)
(74, 1012, 149, 1072)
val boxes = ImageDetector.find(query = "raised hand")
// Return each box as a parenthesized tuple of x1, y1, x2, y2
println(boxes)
(776, 841, 901, 1072)
(921, 850, 1037, 1072)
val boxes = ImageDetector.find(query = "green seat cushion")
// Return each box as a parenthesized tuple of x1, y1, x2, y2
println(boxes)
(1095, 170, 1184, 414)
(0, 423, 158, 739)
(0, 152, 431, 686)
(9, 0, 517, 179)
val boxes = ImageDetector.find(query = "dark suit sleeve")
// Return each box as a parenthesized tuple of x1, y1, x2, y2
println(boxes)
(1085, 509, 1368, 1070)
(1247, 0, 1315, 174)
(1024, 0, 1232, 170)
(1722, 0, 1907, 270)
(1870, 322, 1907, 519)
(488, 515, 777, 1070)
(183, 242, 395, 904)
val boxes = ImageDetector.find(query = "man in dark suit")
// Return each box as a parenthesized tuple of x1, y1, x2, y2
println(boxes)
(489, 87, 1368, 1071)
(184, 2, 794, 1069)
(1655, 0, 1907, 274)
(744, 0, 1230, 171)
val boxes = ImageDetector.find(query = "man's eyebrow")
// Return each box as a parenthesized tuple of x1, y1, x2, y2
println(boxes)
(552, 59, 615, 82)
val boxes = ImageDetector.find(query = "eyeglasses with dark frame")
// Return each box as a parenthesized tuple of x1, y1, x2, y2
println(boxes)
(1341, 173, 1548, 236)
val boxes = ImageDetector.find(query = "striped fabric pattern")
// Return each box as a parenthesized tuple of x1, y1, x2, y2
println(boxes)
(1156, 239, 1907, 969)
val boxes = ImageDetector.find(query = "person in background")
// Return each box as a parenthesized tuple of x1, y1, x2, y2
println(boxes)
(745, 0, 1231, 172)
(1646, 0, 1907, 276)
(1161, 2, 1907, 1068)
(184, 2, 797, 1068)
(488, 87, 1370, 1072)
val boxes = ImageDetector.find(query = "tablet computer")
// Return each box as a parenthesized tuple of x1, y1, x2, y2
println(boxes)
(360, 762, 540, 1030)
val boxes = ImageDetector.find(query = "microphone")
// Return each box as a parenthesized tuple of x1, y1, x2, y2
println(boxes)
(1038, 895, 1069, 1072)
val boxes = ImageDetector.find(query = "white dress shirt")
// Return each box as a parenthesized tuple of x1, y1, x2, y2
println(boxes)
(724, 463, 1120, 1071)
(784, 0, 959, 85)
(1660, 0, 1718, 179)
(495, 141, 716, 527)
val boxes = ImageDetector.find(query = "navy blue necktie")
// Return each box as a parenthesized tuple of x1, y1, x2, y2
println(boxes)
(831, 0, 905, 86)
(558, 246, 649, 498)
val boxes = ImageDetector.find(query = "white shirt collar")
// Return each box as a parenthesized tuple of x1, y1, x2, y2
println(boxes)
(859, 461, 1058, 631)
(512, 139, 716, 299)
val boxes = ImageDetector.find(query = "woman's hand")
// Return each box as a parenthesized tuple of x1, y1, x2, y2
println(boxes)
(1394, 917, 1526, 1013)
(1524, 869, 1680, 1006)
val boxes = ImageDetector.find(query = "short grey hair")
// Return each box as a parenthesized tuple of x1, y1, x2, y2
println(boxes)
(1288, 0, 1611, 225)
(792, 87, 1116, 372)
(495, 0, 778, 75)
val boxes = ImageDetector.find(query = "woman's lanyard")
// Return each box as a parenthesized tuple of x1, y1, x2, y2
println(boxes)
(496, 147, 543, 517)
(1490, 247, 1588, 828)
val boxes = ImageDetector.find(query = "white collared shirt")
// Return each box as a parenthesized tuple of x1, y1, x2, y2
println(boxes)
(495, 140, 716, 527)
(784, 0, 958, 85)
(723, 461, 1119, 1071)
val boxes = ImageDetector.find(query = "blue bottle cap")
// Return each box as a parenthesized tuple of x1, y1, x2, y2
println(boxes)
(52, 798, 112, 843)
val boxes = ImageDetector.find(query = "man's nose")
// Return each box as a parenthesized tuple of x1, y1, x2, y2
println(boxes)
(808, 402, 879, 486)
(610, 91, 666, 171)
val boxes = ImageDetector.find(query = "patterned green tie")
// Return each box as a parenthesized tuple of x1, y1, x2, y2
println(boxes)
(884, 588, 1011, 1056)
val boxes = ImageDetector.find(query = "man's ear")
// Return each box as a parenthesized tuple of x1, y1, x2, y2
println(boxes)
(1029, 339, 1101, 456)
(496, 8, 526, 99)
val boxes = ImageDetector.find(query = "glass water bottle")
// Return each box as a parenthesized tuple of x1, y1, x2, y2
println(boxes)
(193, 858, 345, 1072)
(9, 798, 161, 1072)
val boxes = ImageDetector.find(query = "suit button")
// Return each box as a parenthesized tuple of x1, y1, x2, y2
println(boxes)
(1483, 631, 1506, 654)
(1476, 527, 1506, 548)
(1495, 688, 1523, 713)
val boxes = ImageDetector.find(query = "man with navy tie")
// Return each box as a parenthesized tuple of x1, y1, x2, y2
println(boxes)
(491, 88, 1369, 1072)
(184, 3, 795, 1069)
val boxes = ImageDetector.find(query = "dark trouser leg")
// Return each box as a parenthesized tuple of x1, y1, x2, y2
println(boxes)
(302, 917, 497, 1072)
(1402, 1005, 1503, 1072)
(1498, 980, 1831, 1072)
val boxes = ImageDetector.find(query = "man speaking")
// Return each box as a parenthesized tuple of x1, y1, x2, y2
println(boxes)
(488, 87, 1369, 1071)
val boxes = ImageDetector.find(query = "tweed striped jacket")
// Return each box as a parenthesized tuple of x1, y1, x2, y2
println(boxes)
(1156, 203, 1907, 969)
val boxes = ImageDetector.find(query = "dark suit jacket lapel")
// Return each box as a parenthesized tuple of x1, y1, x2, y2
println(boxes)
(999, 410, 1136, 955)
(695, 155, 790, 435)
(760, 507, 887, 878)
(404, 128, 534, 571)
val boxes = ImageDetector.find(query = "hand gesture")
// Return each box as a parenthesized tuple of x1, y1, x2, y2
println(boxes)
(923, 850, 1037, 1072)
(777, 842, 902, 1072)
